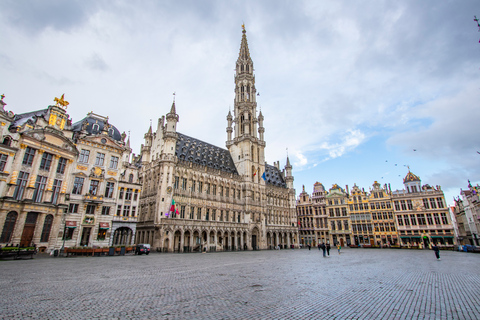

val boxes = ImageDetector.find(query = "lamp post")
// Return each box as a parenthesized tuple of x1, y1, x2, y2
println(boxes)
(60, 211, 67, 257)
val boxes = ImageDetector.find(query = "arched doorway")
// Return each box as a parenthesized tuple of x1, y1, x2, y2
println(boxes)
(174, 230, 181, 252)
(251, 227, 259, 250)
(184, 230, 191, 252)
(113, 227, 133, 246)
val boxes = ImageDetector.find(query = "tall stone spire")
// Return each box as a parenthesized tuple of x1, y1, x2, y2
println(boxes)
(227, 25, 265, 184)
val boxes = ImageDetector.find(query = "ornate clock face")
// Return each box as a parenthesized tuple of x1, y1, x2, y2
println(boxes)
(166, 186, 172, 193)
(56, 119, 61, 125)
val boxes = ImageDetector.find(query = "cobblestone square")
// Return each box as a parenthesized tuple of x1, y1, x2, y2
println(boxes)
(1, 248, 480, 319)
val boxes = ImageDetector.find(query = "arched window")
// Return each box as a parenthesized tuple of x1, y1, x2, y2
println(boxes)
(2, 136, 11, 146)
(0, 211, 18, 243)
(129, 174, 134, 183)
(40, 214, 54, 242)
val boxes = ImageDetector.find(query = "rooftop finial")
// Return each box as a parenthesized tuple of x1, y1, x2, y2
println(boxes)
(173, 92, 176, 103)
(242, 22, 246, 33)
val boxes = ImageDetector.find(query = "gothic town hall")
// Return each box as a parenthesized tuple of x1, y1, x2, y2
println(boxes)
(136, 27, 298, 252)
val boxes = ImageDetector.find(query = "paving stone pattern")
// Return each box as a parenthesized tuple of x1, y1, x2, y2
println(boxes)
(1, 248, 480, 319)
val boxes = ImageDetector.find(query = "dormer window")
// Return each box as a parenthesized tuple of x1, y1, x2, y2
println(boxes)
(92, 123, 100, 132)
(108, 128, 114, 137)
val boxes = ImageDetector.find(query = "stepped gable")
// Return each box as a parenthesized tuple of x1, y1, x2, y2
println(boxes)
(264, 164, 287, 188)
(175, 132, 238, 174)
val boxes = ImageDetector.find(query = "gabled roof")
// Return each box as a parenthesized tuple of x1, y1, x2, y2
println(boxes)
(175, 132, 238, 174)
(264, 164, 286, 188)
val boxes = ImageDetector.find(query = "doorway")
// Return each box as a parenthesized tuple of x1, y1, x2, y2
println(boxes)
(252, 235, 257, 249)
(80, 227, 91, 246)
(20, 213, 38, 247)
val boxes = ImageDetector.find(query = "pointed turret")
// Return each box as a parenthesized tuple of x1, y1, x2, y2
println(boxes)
(285, 155, 294, 189)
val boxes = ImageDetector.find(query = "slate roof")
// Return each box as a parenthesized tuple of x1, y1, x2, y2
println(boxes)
(264, 164, 286, 188)
(175, 132, 238, 175)
(10, 109, 48, 129)
(72, 116, 123, 142)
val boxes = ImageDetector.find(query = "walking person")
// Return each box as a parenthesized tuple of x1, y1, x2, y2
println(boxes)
(326, 243, 331, 256)
(337, 244, 341, 254)
(322, 243, 327, 257)
(432, 243, 440, 260)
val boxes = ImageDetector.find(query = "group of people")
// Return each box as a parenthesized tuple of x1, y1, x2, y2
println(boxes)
(317, 243, 337, 257)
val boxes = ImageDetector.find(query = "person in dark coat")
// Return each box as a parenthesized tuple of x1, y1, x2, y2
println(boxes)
(432, 243, 440, 260)
(320, 243, 326, 257)
(326, 243, 331, 256)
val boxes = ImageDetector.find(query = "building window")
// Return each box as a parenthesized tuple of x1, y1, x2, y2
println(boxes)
(39, 153, 53, 171)
(63, 228, 74, 240)
(131, 206, 136, 217)
(0, 154, 8, 171)
(219, 186, 223, 197)
(68, 203, 79, 213)
(86, 205, 96, 215)
(190, 207, 194, 219)
(72, 177, 84, 195)
(436, 198, 444, 208)
(117, 205, 122, 216)
(180, 206, 185, 219)
(13, 171, 29, 200)
(441, 213, 448, 224)
(40, 214, 54, 242)
(212, 185, 216, 195)
(197, 207, 202, 220)
(237, 213, 240, 223)
(125, 188, 132, 200)
(56, 157, 67, 174)
(0, 212, 18, 243)
(429, 198, 437, 209)
(104, 182, 115, 198)
(400, 200, 406, 210)
(205, 208, 209, 221)
(434, 213, 441, 224)
(206, 183, 210, 194)
(129, 174, 134, 183)
(397, 215, 403, 226)
(394, 201, 400, 211)
(79, 149, 90, 163)
(97, 228, 107, 240)
(33, 175, 48, 203)
(426, 214, 433, 225)
(119, 188, 124, 199)
(212, 209, 216, 221)
(410, 215, 417, 225)
(174, 176, 179, 189)
(123, 205, 130, 216)
(109, 156, 119, 169)
(220, 210, 223, 221)
(51, 179, 62, 204)
(331, 221, 336, 230)
(181, 178, 187, 190)
(89, 180, 99, 195)
(344, 220, 349, 230)
(417, 214, 426, 225)
(22, 147, 36, 166)
(95, 153, 105, 166)
(198, 182, 203, 193)
(134, 190, 139, 201)
(101, 206, 111, 215)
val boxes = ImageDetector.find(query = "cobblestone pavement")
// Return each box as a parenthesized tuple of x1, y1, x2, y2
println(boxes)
(1, 248, 480, 319)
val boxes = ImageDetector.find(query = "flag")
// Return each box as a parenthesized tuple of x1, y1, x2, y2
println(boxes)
(253, 169, 257, 176)
(262, 171, 266, 181)
(165, 212, 169, 217)
(176, 208, 179, 215)
(170, 198, 175, 212)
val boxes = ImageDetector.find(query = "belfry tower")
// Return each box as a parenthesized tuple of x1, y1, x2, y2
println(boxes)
(226, 25, 266, 184)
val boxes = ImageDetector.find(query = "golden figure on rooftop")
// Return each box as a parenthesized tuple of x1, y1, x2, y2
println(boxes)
(54, 94, 69, 109)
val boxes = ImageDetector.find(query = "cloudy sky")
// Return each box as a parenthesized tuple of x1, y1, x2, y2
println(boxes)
(1, 1, 479, 204)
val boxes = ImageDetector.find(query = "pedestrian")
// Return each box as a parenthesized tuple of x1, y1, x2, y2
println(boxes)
(320, 243, 326, 257)
(326, 243, 331, 256)
(318, 243, 321, 251)
(432, 243, 440, 260)
(308, 244, 311, 250)
(337, 244, 341, 254)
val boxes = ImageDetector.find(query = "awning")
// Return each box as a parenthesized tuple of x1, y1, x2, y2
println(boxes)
(66, 221, 77, 228)
(99, 222, 110, 229)
(410, 236, 421, 238)
(431, 236, 444, 238)
(400, 236, 411, 239)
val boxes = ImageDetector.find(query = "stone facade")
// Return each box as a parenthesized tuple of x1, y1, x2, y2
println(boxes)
(136, 27, 298, 252)
(0, 96, 141, 253)
(452, 182, 480, 245)
(297, 171, 455, 249)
